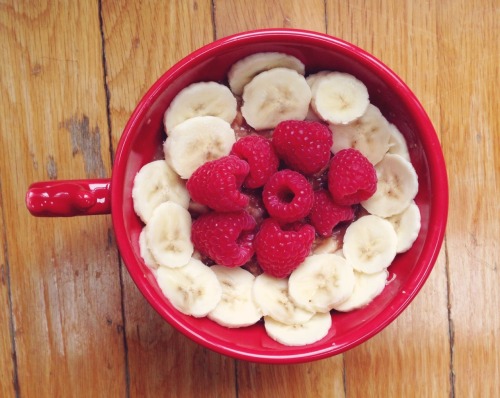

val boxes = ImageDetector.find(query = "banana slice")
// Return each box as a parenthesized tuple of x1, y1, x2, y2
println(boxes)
(330, 104, 391, 165)
(139, 227, 159, 270)
(386, 200, 421, 253)
(342, 215, 398, 274)
(163, 81, 237, 133)
(288, 253, 356, 313)
(332, 269, 388, 312)
(156, 258, 222, 317)
(264, 312, 332, 346)
(361, 153, 419, 217)
(228, 52, 305, 96)
(312, 236, 341, 255)
(163, 115, 236, 179)
(241, 67, 311, 130)
(145, 201, 194, 268)
(132, 160, 190, 223)
(305, 71, 329, 122)
(252, 273, 315, 325)
(208, 266, 262, 328)
(388, 123, 411, 161)
(311, 71, 370, 125)
(305, 71, 330, 90)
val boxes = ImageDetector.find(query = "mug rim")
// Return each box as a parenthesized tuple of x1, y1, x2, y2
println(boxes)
(111, 28, 448, 363)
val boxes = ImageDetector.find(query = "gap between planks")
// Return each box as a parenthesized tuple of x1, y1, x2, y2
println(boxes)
(1, 178, 20, 398)
(97, 1, 131, 397)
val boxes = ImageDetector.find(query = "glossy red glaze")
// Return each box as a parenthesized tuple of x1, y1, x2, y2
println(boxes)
(111, 29, 448, 363)
(26, 179, 111, 217)
(28, 29, 449, 363)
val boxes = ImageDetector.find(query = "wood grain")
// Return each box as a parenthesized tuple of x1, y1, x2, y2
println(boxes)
(0, 1, 125, 396)
(101, 0, 215, 150)
(215, 2, 346, 397)
(214, 0, 326, 37)
(438, 0, 500, 396)
(236, 358, 345, 398)
(1, 0, 499, 397)
(326, 1, 451, 396)
(0, 186, 15, 398)
(100, 1, 236, 396)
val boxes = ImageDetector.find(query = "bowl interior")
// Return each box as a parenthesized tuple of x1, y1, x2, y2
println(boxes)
(111, 29, 447, 363)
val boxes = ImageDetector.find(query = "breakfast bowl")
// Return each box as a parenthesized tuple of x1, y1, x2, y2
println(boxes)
(26, 28, 448, 364)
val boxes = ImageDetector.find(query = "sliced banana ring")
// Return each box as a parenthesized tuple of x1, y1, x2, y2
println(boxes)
(288, 253, 356, 313)
(132, 159, 190, 223)
(252, 273, 315, 326)
(156, 258, 222, 318)
(145, 201, 194, 269)
(208, 266, 262, 328)
(388, 123, 411, 161)
(241, 67, 312, 130)
(139, 228, 159, 270)
(311, 71, 370, 125)
(228, 51, 305, 96)
(386, 200, 421, 253)
(312, 236, 341, 255)
(332, 269, 388, 312)
(330, 103, 391, 165)
(163, 81, 237, 133)
(361, 153, 419, 217)
(163, 115, 236, 179)
(264, 312, 332, 347)
(342, 215, 398, 274)
(305, 71, 330, 90)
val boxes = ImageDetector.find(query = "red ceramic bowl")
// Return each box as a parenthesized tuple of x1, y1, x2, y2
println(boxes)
(26, 29, 448, 364)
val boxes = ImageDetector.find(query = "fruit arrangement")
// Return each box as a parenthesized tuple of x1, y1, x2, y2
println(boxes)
(131, 52, 421, 347)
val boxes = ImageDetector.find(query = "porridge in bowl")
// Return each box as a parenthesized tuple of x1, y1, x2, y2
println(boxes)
(131, 51, 421, 347)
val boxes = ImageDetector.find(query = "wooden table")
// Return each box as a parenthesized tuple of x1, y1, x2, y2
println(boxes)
(1, 1, 498, 396)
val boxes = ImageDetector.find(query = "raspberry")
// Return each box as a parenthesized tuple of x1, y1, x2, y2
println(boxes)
(262, 169, 314, 223)
(308, 189, 355, 236)
(272, 120, 333, 175)
(187, 155, 250, 212)
(191, 211, 256, 267)
(230, 135, 279, 188)
(254, 219, 315, 278)
(328, 148, 377, 205)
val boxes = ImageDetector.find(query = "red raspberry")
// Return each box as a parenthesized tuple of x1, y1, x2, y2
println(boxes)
(272, 120, 333, 175)
(191, 211, 256, 267)
(308, 189, 355, 236)
(328, 148, 377, 205)
(186, 155, 249, 212)
(254, 219, 315, 278)
(262, 169, 313, 223)
(230, 135, 279, 188)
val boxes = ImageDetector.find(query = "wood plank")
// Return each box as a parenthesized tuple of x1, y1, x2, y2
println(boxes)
(214, 0, 326, 38)
(0, 187, 16, 398)
(344, 253, 450, 396)
(214, 1, 345, 396)
(437, 1, 500, 396)
(326, 1, 451, 396)
(0, 1, 126, 396)
(1, 0, 499, 396)
(100, 1, 237, 396)
(236, 358, 345, 398)
(101, 0, 215, 149)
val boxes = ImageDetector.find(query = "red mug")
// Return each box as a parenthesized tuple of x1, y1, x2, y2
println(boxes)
(26, 29, 448, 363)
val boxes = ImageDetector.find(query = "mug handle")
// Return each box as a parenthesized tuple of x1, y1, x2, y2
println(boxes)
(26, 179, 112, 217)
